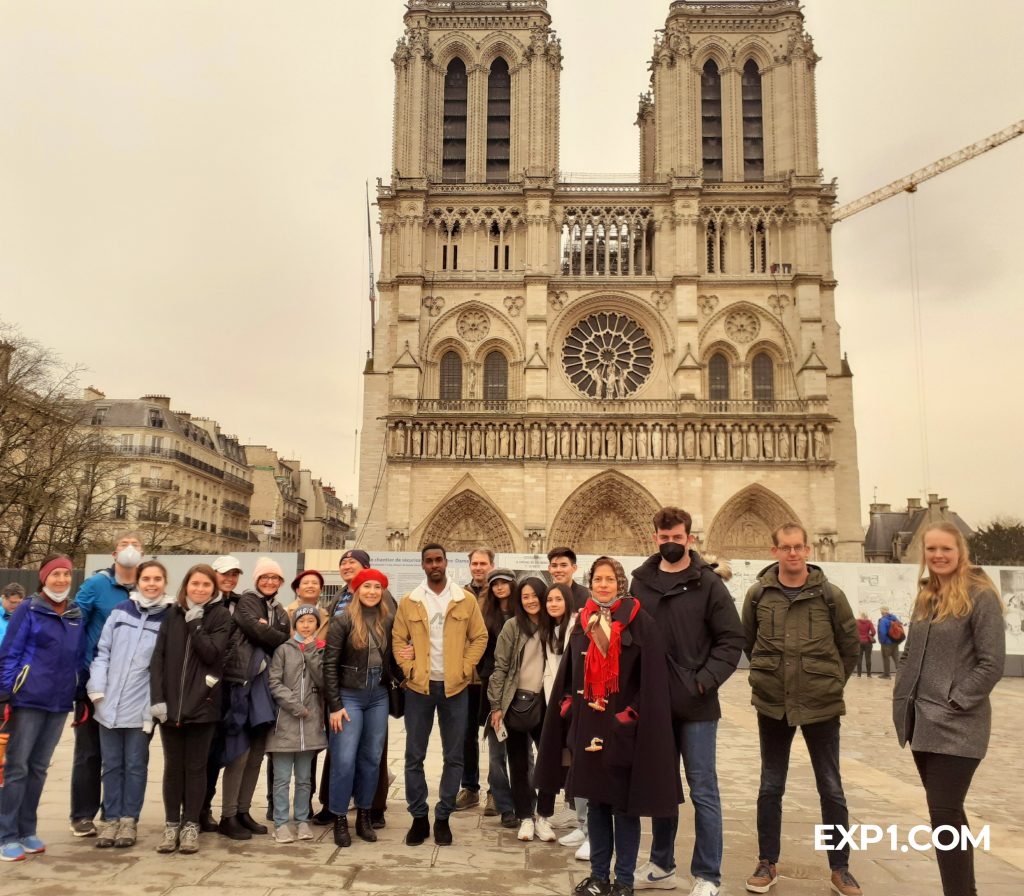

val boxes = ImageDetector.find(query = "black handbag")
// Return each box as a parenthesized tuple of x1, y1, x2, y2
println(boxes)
(505, 688, 542, 732)
(366, 625, 405, 719)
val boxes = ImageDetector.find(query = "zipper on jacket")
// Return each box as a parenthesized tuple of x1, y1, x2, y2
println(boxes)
(176, 634, 192, 725)
(299, 654, 306, 752)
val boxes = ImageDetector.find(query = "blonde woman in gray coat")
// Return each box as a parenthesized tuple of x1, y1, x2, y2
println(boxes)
(893, 521, 1005, 896)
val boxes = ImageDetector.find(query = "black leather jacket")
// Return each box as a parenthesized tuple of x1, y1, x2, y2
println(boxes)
(323, 610, 395, 712)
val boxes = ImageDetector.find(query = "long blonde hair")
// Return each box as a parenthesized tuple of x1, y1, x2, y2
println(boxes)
(348, 584, 391, 650)
(913, 521, 1001, 622)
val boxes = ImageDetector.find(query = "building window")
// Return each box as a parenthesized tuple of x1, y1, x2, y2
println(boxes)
(709, 353, 730, 401)
(91, 407, 108, 425)
(752, 352, 775, 404)
(706, 219, 726, 274)
(120, 433, 134, 450)
(440, 351, 463, 401)
(483, 351, 508, 401)
(486, 58, 511, 183)
(114, 495, 127, 519)
(749, 221, 767, 274)
(442, 58, 468, 183)
(701, 60, 723, 182)
(148, 409, 163, 427)
(742, 59, 764, 182)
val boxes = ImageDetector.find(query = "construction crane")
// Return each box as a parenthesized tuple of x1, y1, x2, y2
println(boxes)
(831, 119, 1024, 222)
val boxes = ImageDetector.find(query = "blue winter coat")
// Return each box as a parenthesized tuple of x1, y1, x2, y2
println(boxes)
(0, 595, 86, 713)
(89, 597, 170, 729)
(878, 613, 901, 645)
(76, 566, 135, 671)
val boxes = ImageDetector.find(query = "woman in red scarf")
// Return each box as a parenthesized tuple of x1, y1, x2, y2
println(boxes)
(536, 556, 682, 896)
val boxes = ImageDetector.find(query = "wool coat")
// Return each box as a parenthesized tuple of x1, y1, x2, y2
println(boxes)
(534, 597, 682, 818)
(892, 586, 1005, 760)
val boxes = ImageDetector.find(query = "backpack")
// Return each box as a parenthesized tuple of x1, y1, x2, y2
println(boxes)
(887, 618, 905, 643)
(748, 579, 841, 622)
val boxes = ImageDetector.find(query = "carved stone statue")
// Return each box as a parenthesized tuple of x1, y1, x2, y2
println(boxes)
(651, 424, 663, 459)
(426, 423, 438, 458)
(576, 424, 588, 458)
(713, 425, 726, 460)
(391, 423, 406, 457)
(636, 424, 649, 460)
(514, 424, 526, 458)
(762, 426, 775, 460)
(454, 425, 467, 458)
(470, 424, 482, 458)
(795, 426, 808, 460)
(665, 424, 678, 459)
(605, 424, 618, 458)
(814, 426, 830, 460)
(485, 424, 496, 458)
(527, 531, 544, 554)
(498, 424, 510, 458)
(778, 425, 791, 460)
(699, 425, 711, 459)
(683, 425, 696, 460)
(529, 423, 542, 458)
(546, 424, 557, 459)
(590, 424, 602, 459)
(621, 424, 634, 459)
(746, 427, 760, 460)
(560, 424, 572, 459)
(730, 425, 743, 460)
(410, 425, 423, 458)
(441, 423, 452, 457)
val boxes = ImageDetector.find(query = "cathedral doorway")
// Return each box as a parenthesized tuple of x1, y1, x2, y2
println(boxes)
(704, 484, 800, 560)
(418, 489, 516, 553)
(549, 471, 660, 556)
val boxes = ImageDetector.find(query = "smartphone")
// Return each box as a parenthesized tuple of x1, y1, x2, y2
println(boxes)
(496, 720, 508, 742)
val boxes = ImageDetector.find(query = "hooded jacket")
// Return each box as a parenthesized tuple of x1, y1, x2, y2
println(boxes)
(0, 595, 85, 713)
(150, 601, 232, 726)
(534, 597, 682, 818)
(878, 612, 902, 645)
(224, 590, 290, 684)
(630, 550, 744, 721)
(89, 597, 170, 729)
(392, 581, 488, 697)
(266, 637, 328, 753)
(741, 563, 859, 726)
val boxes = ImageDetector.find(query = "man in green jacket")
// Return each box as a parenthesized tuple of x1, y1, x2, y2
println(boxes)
(740, 523, 861, 896)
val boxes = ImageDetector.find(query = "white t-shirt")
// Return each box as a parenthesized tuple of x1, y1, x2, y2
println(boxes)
(421, 579, 454, 681)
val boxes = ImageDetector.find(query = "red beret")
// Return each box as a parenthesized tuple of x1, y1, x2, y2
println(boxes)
(350, 568, 389, 593)
(291, 569, 325, 592)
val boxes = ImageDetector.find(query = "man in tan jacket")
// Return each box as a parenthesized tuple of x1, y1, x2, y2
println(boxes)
(392, 543, 487, 848)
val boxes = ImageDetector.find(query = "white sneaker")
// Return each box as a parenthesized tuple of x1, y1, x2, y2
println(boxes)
(574, 839, 590, 861)
(534, 817, 556, 842)
(274, 825, 294, 844)
(549, 804, 578, 828)
(517, 818, 535, 841)
(634, 860, 678, 890)
(689, 878, 720, 896)
(296, 822, 314, 841)
(559, 827, 587, 848)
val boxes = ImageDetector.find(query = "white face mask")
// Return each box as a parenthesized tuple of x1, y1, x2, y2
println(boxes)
(116, 545, 143, 568)
(43, 587, 70, 603)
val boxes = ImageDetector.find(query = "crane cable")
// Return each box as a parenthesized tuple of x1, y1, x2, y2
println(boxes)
(905, 191, 931, 495)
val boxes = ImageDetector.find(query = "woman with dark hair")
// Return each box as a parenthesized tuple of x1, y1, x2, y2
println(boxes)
(149, 564, 232, 855)
(536, 556, 681, 896)
(89, 559, 173, 849)
(893, 521, 1005, 896)
(0, 554, 84, 862)
(488, 576, 558, 843)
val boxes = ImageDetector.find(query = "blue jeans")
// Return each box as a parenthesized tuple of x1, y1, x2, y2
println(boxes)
(484, 724, 515, 814)
(271, 751, 315, 826)
(403, 681, 467, 821)
(328, 670, 389, 815)
(756, 713, 850, 870)
(650, 719, 722, 885)
(98, 725, 152, 821)
(588, 802, 641, 887)
(0, 709, 68, 842)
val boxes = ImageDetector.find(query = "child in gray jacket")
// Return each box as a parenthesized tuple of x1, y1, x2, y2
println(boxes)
(267, 605, 327, 842)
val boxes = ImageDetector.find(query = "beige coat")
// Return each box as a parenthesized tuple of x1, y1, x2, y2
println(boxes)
(392, 582, 487, 697)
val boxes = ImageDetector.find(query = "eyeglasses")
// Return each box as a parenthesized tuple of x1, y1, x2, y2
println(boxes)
(776, 546, 807, 554)
(258, 574, 283, 582)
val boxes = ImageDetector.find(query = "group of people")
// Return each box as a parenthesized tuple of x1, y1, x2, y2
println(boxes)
(0, 513, 1006, 896)
(854, 606, 906, 678)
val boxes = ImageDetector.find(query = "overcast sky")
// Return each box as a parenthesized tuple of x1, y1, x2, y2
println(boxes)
(1, 1, 1021, 529)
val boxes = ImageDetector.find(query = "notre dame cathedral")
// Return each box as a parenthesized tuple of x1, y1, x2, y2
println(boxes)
(357, 0, 863, 562)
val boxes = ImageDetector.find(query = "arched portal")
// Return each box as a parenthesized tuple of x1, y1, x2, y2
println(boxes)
(704, 484, 800, 559)
(418, 489, 515, 553)
(549, 471, 660, 556)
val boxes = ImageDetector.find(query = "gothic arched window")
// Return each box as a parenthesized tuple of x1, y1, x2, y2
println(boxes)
(709, 353, 730, 401)
(487, 58, 511, 183)
(742, 60, 765, 181)
(443, 58, 468, 183)
(483, 350, 509, 402)
(752, 352, 775, 404)
(701, 60, 723, 182)
(440, 351, 463, 401)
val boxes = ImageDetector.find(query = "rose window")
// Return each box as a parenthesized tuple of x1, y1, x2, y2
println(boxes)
(562, 312, 653, 398)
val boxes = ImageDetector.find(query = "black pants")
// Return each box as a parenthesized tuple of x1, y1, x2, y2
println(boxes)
(912, 751, 981, 896)
(856, 643, 873, 675)
(161, 723, 216, 825)
(70, 713, 102, 822)
(461, 684, 481, 791)
(506, 713, 554, 821)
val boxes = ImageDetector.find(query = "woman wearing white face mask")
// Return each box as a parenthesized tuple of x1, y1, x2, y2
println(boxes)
(0, 554, 86, 863)
(88, 560, 174, 849)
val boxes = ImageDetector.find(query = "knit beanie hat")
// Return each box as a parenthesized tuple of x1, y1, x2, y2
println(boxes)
(293, 604, 321, 625)
(252, 557, 285, 589)
(340, 549, 371, 569)
(350, 568, 389, 592)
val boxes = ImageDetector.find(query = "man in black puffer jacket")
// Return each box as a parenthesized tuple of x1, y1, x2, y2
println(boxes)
(629, 506, 744, 895)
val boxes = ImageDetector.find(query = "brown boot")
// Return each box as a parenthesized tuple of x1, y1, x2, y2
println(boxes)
(830, 868, 862, 896)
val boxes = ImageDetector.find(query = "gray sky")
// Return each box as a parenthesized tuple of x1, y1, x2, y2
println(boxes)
(2, 1, 1021, 528)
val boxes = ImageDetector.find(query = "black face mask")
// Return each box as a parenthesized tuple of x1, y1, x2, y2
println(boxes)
(658, 542, 687, 564)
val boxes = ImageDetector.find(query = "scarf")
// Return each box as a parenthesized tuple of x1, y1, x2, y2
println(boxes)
(131, 590, 173, 610)
(579, 596, 640, 702)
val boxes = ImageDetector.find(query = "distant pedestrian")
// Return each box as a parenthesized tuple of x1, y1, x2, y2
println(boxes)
(893, 521, 1005, 896)
(855, 613, 876, 677)
(0, 584, 26, 645)
(877, 606, 904, 678)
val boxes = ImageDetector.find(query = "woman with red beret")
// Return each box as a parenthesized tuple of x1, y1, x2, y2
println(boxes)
(323, 568, 395, 848)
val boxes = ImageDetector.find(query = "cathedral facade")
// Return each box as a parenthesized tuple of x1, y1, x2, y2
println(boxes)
(358, 0, 863, 562)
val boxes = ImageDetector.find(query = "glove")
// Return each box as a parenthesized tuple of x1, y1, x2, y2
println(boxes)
(184, 606, 204, 623)
(72, 697, 92, 728)
(150, 702, 168, 724)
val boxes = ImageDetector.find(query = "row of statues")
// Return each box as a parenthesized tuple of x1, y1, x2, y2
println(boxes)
(388, 420, 831, 462)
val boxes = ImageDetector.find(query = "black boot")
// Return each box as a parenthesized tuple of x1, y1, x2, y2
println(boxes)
(218, 815, 252, 840)
(433, 817, 453, 846)
(312, 807, 337, 826)
(356, 809, 377, 843)
(333, 816, 352, 848)
(405, 815, 430, 846)
(237, 811, 268, 835)
(199, 808, 218, 833)
(369, 808, 386, 829)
